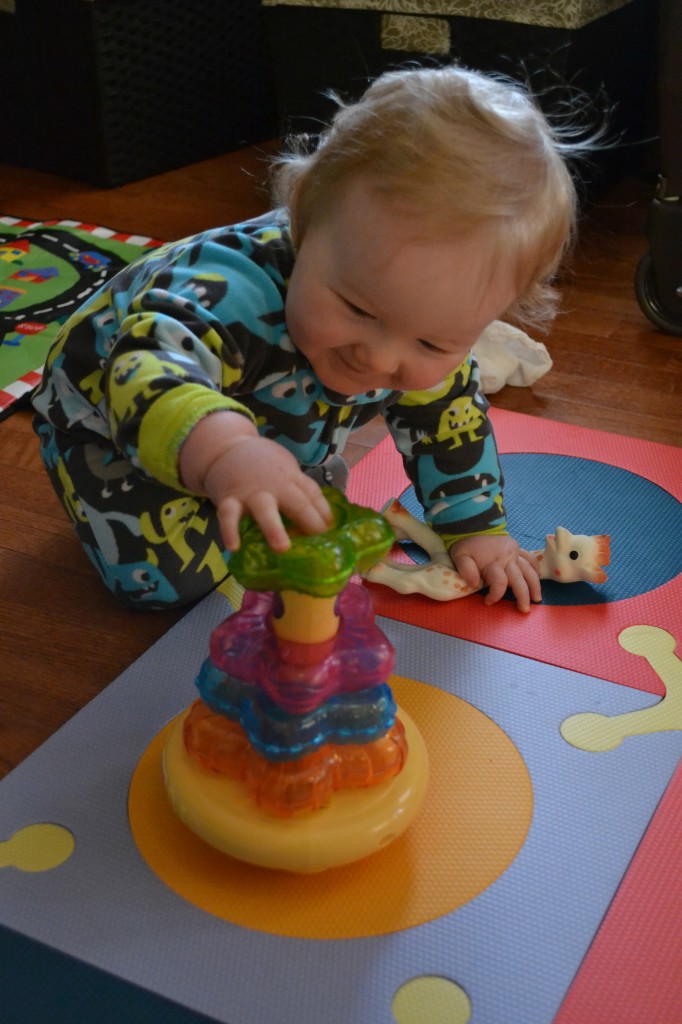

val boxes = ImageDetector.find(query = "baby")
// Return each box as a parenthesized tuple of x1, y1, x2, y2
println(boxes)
(32, 65, 577, 613)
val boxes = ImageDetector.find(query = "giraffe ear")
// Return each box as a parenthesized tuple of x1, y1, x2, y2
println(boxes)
(554, 526, 572, 551)
(545, 533, 556, 552)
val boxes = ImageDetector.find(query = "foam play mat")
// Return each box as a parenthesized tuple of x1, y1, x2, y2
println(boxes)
(0, 410, 680, 1023)
(0, 216, 160, 417)
(348, 408, 682, 697)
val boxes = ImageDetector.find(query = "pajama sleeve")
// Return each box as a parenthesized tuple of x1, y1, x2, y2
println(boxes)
(104, 236, 286, 491)
(384, 353, 508, 545)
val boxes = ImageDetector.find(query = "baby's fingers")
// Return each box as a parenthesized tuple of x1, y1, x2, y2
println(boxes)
(519, 552, 542, 604)
(247, 491, 292, 553)
(485, 560, 534, 613)
(280, 477, 332, 537)
(217, 496, 246, 552)
(452, 553, 482, 590)
(482, 562, 512, 607)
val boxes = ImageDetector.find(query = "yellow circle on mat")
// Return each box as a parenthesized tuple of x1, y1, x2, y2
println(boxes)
(392, 976, 471, 1024)
(129, 676, 533, 939)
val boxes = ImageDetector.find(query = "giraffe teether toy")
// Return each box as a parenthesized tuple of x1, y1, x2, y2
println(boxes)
(363, 498, 610, 600)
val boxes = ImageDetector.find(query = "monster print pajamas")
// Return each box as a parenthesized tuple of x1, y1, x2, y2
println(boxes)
(32, 216, 508, 609)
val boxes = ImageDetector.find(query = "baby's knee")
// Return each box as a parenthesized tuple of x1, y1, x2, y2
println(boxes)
(86, 533, 230, 611)
(92, 550, 228, 611)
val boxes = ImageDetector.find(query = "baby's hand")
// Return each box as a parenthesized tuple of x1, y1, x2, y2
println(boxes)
(206, 436, 332, 552)
(179, 412, 331, 552)
(449, 534, 541, 613)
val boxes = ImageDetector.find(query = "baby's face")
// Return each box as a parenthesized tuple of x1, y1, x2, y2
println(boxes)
(285, 181, 519, 396)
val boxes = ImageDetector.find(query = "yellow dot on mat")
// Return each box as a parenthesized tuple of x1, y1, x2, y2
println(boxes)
(0, 824, 75, 873)
(129, 676, 533, 939)
(392, 976, 471, 1024)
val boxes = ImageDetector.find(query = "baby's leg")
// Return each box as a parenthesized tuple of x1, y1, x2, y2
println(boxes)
(303, 453, 349, 492)
(34, 423, 229, 610)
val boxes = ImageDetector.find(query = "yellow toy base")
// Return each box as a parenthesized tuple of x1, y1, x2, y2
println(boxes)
(162, 706, 429, 873)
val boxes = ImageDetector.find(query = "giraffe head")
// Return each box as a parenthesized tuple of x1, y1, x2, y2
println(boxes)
(544, 526, 610, 584)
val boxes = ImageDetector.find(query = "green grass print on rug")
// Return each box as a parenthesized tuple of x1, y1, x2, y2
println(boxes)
(0, 216, 161, 418)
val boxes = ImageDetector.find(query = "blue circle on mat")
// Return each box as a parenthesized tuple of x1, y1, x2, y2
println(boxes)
(399, 453, 682, 606)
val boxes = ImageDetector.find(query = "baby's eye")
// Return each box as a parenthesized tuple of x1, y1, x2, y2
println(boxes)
(344, 298, 374, 319)
(418, 339, 442, 353)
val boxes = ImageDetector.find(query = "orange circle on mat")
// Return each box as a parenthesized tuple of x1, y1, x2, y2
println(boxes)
(129, 676, 533, 939)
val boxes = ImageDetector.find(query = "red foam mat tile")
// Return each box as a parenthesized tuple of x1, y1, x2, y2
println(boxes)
(555, 759, 682, 1024)
(348, 409, 682, 695)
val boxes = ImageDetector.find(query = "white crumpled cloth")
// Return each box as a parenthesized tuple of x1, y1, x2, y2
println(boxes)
(472, 320, 552, 394)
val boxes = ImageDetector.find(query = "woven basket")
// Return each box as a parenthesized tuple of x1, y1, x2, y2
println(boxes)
(6, 0, 277, 186)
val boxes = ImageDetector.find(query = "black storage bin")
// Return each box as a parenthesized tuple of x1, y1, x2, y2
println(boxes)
(262, 0, 657, 191)
(4, 0, 277, 187)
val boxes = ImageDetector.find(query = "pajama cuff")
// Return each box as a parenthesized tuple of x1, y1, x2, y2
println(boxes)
(137, 383, 256, 489)
(438, 524, 508, 549)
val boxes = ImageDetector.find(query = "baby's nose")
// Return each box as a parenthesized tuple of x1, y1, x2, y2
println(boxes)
(354, 340, 400, 376)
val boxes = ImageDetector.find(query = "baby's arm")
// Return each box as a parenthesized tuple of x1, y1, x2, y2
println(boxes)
(449, 534, 541, 613)
(178, 410, 331, 552)
(385, 356, 541, 611)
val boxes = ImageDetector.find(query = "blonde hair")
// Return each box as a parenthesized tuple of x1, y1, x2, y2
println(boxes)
(272, 65, 581, 330)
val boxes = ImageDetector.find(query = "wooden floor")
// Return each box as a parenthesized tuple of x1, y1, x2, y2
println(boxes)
(0, 147, 680, 781)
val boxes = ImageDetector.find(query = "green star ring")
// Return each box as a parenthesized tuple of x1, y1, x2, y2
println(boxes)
(229, 488, 394, 598)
